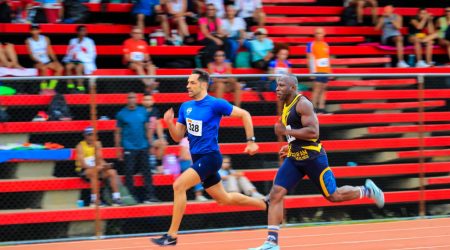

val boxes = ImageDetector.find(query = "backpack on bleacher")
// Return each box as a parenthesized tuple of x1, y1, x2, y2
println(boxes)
(48, 94, 72, 121)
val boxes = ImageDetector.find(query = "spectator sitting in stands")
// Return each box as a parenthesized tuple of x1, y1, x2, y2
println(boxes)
(14, 0, 34, 23)
(179, 137, 208, 201)
(63, 25, 97, 94)
(166, 0, 191, 41)
(26, 24, 63, 95)
(408, 8, 437, 67)
(205, 0, 225, 18)
(132, 0, 170, 41)
(234, 0, 265, 31)
(307, 27, 330, 114)
(198, 4, 226, 66)
(375, 5, 409, 68)
(123, 26, 158, 93)
(248, 28, 274, 70)
(436, 7, 450, 63)
(268, 45, 291, 78)
(115, 92, 160, 204)
(208, 49, 241, 107)
(0, 42, 22, 68)
(75, 126, 123, 207)
(218, 155, 264, 199)
(344, 0, 378, 25)
(142, 92, 168, 167)
(221, 4, 246, 63)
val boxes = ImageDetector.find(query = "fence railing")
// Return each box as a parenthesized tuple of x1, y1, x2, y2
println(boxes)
(0, 73, 449, 243)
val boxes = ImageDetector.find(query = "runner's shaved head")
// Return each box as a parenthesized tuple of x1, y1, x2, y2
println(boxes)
(278, 74, 298, 90)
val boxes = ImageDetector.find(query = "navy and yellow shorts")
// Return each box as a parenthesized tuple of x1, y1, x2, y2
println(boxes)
(274, 154, 337, 197)
(191, 151, 223, 189)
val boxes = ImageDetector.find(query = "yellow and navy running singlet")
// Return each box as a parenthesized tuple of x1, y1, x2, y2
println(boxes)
(275, 94, 337, 197)
(281, 94, 323, 160)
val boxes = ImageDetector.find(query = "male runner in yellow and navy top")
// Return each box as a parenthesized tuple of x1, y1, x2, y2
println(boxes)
(152, 69, 268, 246)
(249, 74, 384, 250)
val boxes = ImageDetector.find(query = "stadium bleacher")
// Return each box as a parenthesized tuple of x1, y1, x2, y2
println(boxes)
(1, 0, 449, 243)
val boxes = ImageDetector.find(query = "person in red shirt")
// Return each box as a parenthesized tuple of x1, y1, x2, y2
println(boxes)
(123, 26, 158, 93)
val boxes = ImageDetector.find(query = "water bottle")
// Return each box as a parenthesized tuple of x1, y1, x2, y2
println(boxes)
(408, 54, 416, 67)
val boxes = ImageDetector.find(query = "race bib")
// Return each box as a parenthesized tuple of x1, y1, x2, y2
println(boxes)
(316, 58, 329, 67)
(84, 156, 95, 168)
(285, 125, 296, 143)
(186, 118, 203, 136)
(130, 52, 144, 61)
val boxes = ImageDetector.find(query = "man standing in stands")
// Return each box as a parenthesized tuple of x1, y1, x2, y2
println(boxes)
(307, 27, 330, 114)
(26, 24, 63, 95)
(142, 92, 167, 169)
(123, 26, 158, 93)
(115, 92, 160, 204)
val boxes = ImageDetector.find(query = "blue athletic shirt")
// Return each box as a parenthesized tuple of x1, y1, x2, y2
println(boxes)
(177, 95, 233, 155)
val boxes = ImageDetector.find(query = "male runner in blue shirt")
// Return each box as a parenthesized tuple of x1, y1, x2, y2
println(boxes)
(151, 69, 267, 246)
(249, 74, 385, 250)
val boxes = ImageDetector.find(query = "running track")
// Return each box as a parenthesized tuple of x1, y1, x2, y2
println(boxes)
(3, 218, 450, 250)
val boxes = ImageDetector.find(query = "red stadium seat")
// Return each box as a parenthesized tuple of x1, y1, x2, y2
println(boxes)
(265, 16, 340, 24)
(290, 57, 391, 66)
(1, 162, 449, 192)
(0, 189, 448, 225)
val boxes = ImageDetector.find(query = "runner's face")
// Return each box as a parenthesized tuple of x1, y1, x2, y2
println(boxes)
(187, 74, 206, 98)
(276, 79, 291, 102)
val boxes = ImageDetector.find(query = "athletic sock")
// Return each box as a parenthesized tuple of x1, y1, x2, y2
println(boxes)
(359, 186, 371, 198)
(67, 83, 75, 89)
(267, 225, 279, 244)
(112, 192, 121, 200)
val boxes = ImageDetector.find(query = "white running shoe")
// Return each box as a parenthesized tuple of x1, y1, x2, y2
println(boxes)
(248, 241, 279, 250)
(365, 179, 385, 208)
(397, 60, 410, 68)
(251, 192, 265, 199)
(416, 60, 430, 68)
(195, 195, 208, 202)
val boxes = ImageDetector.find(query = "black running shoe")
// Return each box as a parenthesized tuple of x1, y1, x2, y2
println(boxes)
(151, 234, 177, 246)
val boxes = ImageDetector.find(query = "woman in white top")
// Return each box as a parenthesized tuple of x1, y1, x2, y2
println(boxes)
(167, 0, 190, 40)
(63, 25, 97, 94)
(26, 24, 63, 95)
(234, 0, 265, 30)
(221, 4, 246, 62)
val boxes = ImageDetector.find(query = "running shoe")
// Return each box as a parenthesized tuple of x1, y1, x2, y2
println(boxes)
(151, 234, 177, 246)
(365, 179, 385, 208)
(248, 241, 279, 250)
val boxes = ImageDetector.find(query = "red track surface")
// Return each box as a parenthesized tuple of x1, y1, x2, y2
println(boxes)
(2, 218, 450, 250)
